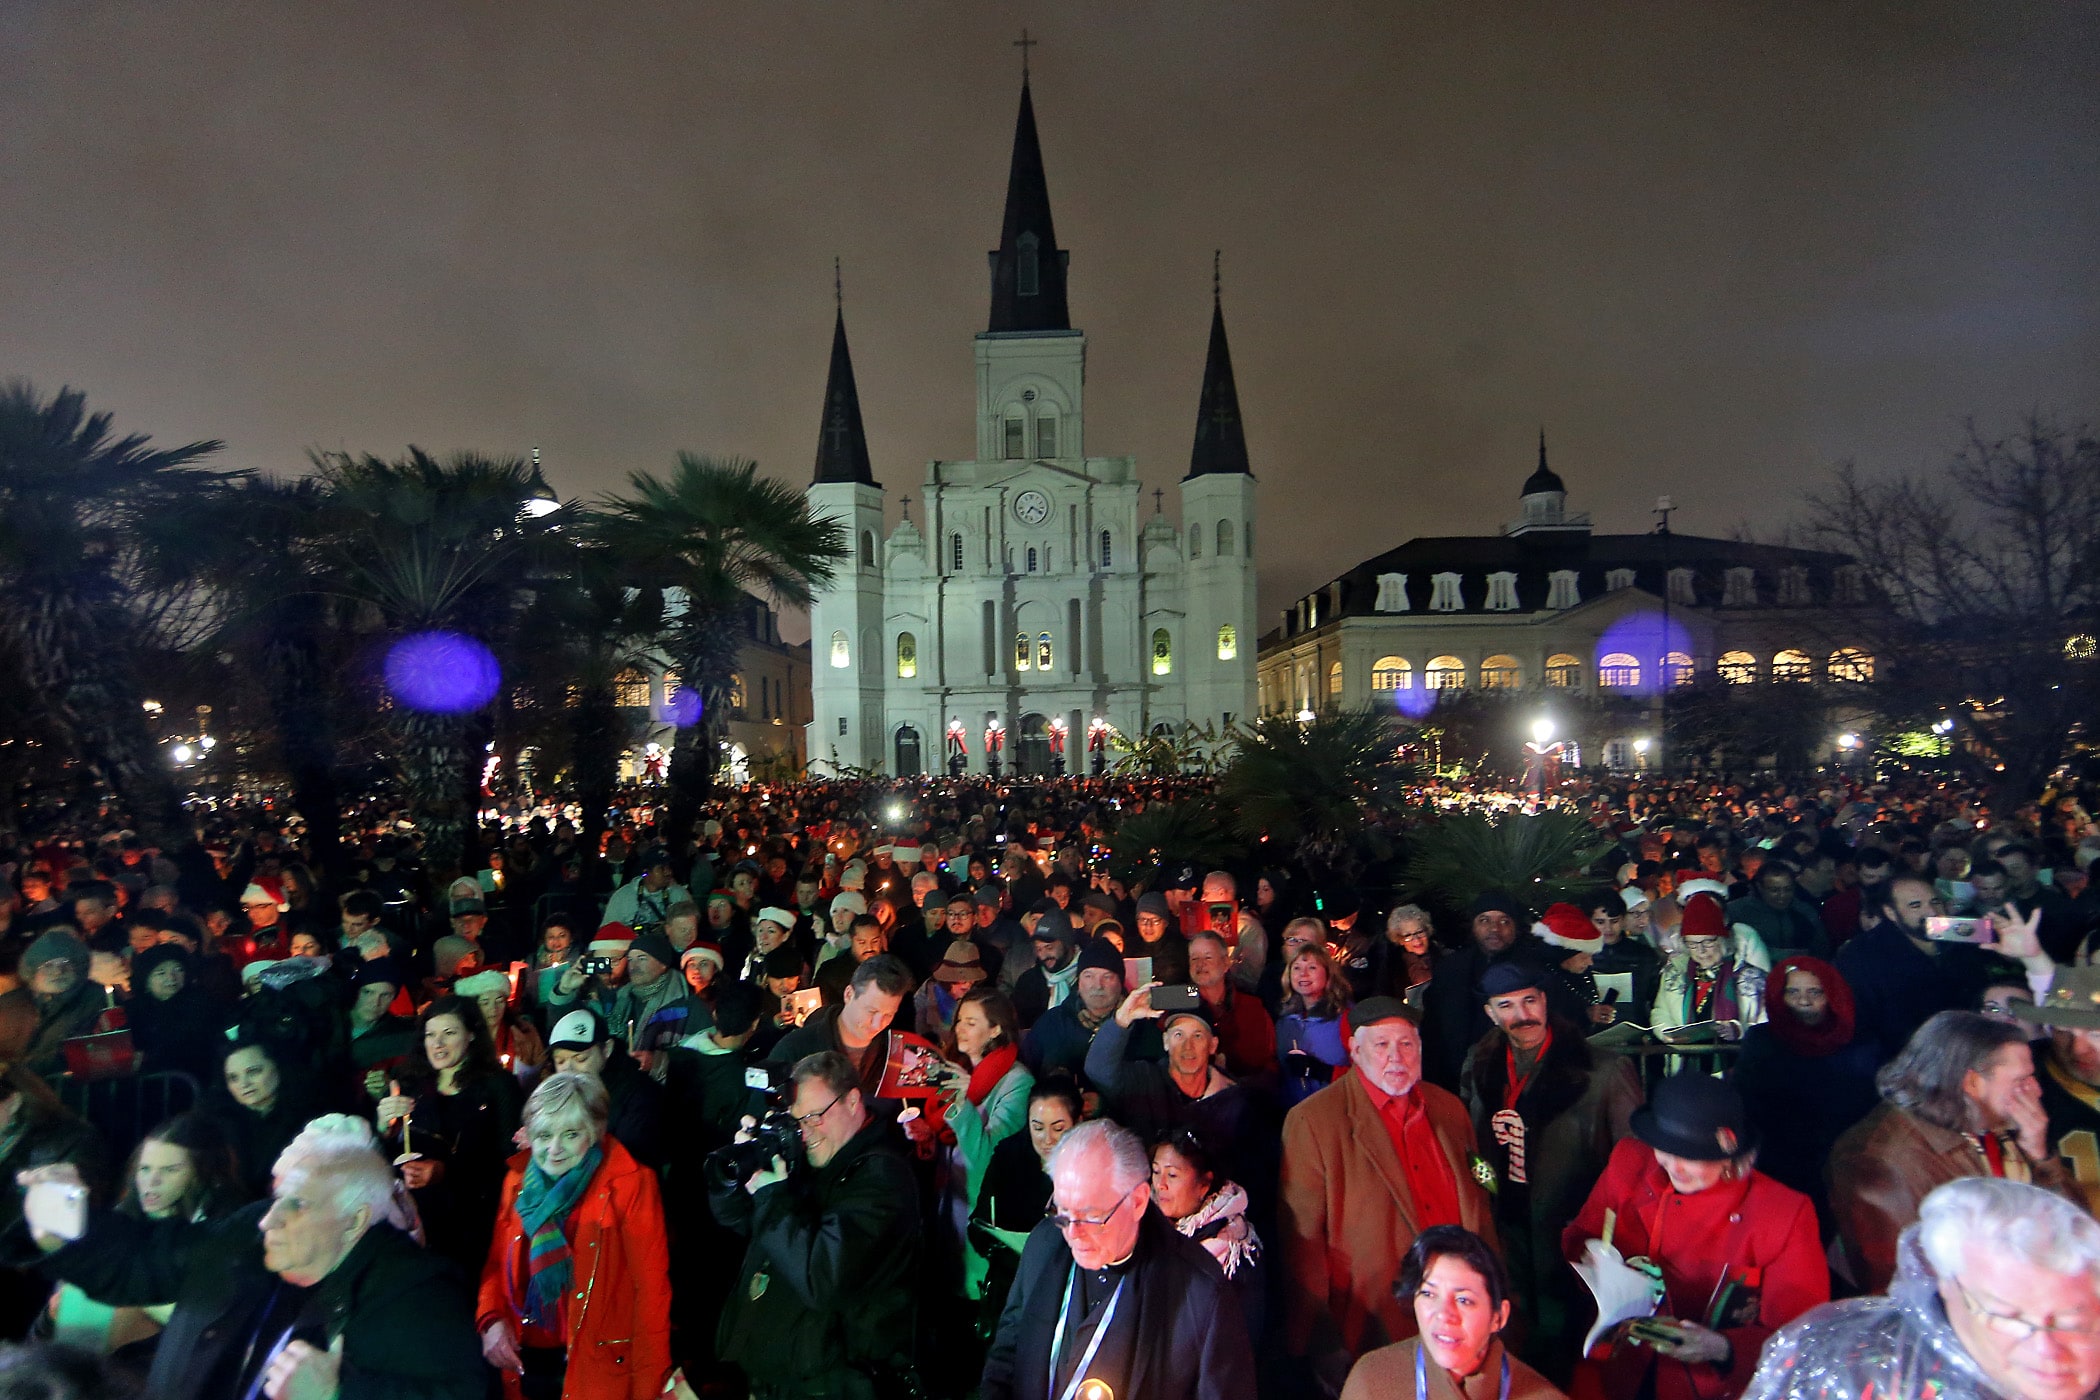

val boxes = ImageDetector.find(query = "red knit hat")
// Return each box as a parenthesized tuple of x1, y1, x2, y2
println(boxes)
(1679, 892, 1728, 942)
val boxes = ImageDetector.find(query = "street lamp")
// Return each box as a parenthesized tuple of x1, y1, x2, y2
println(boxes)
(1296, 708, 1315, 724)
(1633, 736, 1651, 771)
(1530, 716, 1555, 745)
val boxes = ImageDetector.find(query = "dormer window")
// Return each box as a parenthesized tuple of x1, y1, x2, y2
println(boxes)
(1723, 567, 1757, 606)
(1777, 566, 1811, 606)
(1668, 568, 1697, 606)
(1374, 573, 1409, 612)
(1606, 568, 1635, 591)
(1017, 233, 1040, 297)
(1428, 573, 1464, 612)
(1485, 572, 1520, 611)
(1546, 571, 1580, 609)
(1834, 565, 1866, 604)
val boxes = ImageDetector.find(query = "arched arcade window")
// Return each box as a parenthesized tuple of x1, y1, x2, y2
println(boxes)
(1371, 656, 1412, 691)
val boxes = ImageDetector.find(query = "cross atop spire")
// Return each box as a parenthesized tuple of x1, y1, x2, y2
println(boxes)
(984, 62, 1071, 333)
(1014, 28, 1038, 81)
(1153, 487, 1165, 515)
(812, 275, 878, 488)
(1213, 249, 1221, 304)
(1185, 270, 1253, 480)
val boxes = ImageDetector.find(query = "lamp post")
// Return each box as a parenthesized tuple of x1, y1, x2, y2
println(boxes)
(1522, 715, 1564, 801)
(1653, 494, 1675, 773)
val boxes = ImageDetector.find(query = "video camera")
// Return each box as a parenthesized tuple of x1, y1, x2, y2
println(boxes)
(706, 1062, 804, 1185)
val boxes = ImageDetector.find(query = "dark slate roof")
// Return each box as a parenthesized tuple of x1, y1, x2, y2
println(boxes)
(812, 308, 878, 487)
(1522, 431, 1564, 496)
(1186, 297, 1252, 480)
(1274, 531, 1855, 639)
(985, 80, 1072, 334)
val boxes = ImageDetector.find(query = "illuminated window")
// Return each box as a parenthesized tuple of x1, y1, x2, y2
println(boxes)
(2068, 635, 2098, 661)
(1015, 632, 1032, 672)
(1426, 655, 1466, 689)
(1719, 650, 1758, 684)
(1371, 656, 1412, 691)
(1827, 648, 1874, 683)
(1217, 520, 1234, 556)
(727, 673, 746, 716)
(1217, 624, 1237, 661)
(1037, 415, 1057, 458)
(1546, 654, 1582, 688)
(829, 630, 850, 669)
(1004, 418, 1024, 459)
(1599, 652, 1642, 688)
(1480, 655, 1522, 689)
(1662, 651, 1695, 686)
(613, 669, 651, 707)
(1152, 629, 1173, 676)
(1772, 649, 1814, 682)
(1037, 632, 1053, 672)
(1328, 661, 1342, 696)
(896, 633, 917, 679)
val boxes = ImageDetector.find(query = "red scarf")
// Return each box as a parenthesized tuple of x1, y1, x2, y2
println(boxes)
(1765, 954, 1857, 1057)
(1504, 1029, 1553, 1111)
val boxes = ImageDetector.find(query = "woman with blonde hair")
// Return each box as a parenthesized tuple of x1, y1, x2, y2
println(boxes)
(478, 1072, 671, 1400)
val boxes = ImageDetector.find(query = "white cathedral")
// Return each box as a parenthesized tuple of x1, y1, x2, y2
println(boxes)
(805, 72, 1257, 777)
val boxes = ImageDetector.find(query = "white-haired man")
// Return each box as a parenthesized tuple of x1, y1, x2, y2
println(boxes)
(982, 1119, 1256, 1400)
(1745, 1177, 2100, 1400)
(23, 1114, 483, 1400)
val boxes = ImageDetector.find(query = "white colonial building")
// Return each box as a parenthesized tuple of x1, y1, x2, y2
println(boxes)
(806, 74, 1257, 777)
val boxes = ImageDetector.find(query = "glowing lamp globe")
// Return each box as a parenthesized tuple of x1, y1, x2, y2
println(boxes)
(384, 631, 501, 714)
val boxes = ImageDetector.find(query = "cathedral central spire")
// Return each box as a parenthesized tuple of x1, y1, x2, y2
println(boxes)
(1186, 255, 1252, 480)
(812, 271, 877, 487)
(985, 66, 1071, 334)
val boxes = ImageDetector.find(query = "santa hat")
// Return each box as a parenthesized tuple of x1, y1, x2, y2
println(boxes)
(1533, 902, 1604, 954)
(1674, 877, 1730, 905)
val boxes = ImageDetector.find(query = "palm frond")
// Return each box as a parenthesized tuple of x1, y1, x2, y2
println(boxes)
(1397, 809, 1614, 913)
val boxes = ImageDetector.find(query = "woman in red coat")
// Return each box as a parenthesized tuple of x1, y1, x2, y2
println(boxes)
(1561, 1074, 1827, 1400)
(478, 1071, 673, 1400)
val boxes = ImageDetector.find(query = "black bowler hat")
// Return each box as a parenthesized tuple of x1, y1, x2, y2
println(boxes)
(1630, 1073, 1756, 1161)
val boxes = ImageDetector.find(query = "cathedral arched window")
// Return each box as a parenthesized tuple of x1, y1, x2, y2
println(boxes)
(951, 533, 965, 572)
(859, 530, 875, 568)
(1217, 625, 1237, 661)
(1188, 525, 1201, 559)
(1099, 530, 1112, 568)
(1037, 632, 1053, 671)
(1015, 633, 1033, 672)
(1036, 415, 1058, 458)
(1017, 232, 1040, 297)
(829, 631, 850, 669)
(1216, 520, 1234, 556)
(896, 633, 917, 680)
(1152, 629, 1173, 676)
(1003, 418, 1024, 459)
(1027, 546, 1039, 573)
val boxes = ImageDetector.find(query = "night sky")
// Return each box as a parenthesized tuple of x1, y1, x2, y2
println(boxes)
(5, 2, 2096, 637)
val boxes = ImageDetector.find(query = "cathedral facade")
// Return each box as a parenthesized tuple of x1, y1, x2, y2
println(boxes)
(806, 75, 1256, 777)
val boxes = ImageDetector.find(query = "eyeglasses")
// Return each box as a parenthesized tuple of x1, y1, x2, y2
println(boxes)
(1046, 1183, 1137, 1233)
(794, 1093, 843, 1128)
(1953, 1277, 2100, 1343)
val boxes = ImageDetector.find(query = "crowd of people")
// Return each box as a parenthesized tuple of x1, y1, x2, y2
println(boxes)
(0, 767, 2099, 1400)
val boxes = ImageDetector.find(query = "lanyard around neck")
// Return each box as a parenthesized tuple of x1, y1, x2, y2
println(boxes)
(1047, 1263, 1127, 1400)
(1416, 1342, 1510, 1400)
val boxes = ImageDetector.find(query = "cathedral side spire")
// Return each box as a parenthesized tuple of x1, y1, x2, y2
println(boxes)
(1523, 428, 1565, 496)
(985, 61, 1071, 334)
(1185, 263, 1252, 480)
(812, 278, 877, 487)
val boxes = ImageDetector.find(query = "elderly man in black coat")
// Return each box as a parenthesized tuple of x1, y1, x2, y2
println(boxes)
(1422, 891, 1575, 1089)
(23, 1114, 483, 1400)
(982, 1119, 1255, 1400)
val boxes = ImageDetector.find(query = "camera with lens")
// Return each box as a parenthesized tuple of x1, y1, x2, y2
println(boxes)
(577, 954, 617, 978)
(706, 1064, 804, 1184)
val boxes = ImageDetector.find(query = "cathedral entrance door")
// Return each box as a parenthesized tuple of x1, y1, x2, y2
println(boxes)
(895, 726, 923, 778)
(1016, 713, 1053, 775)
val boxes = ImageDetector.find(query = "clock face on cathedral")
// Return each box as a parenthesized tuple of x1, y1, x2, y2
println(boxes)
(1013, 489, 1051, 525)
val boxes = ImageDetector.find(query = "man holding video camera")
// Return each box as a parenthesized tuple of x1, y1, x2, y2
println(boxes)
(710, 1050, 922, 1400)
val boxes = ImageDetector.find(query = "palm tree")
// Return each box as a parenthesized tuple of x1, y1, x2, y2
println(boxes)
(1216, 708, 1416, 888)
(305, 448, 573, 878)
(1397, 808, 1614, 913)
(599, 454, 845, 851)
(0, 381, 230, 847)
